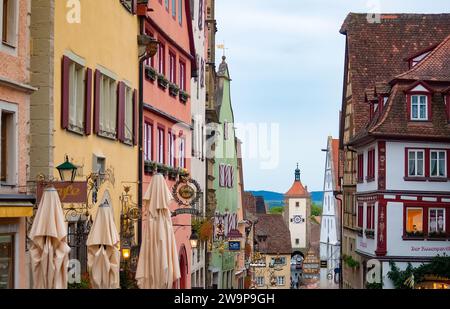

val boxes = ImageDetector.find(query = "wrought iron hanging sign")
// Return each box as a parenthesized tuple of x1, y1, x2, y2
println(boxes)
(171, 177, 203, 217)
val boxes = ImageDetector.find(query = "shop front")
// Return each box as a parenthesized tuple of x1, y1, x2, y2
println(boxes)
(0, 196, 34, 289)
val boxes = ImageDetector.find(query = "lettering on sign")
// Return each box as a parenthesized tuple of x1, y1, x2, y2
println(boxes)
(411, 246, 450, 253)
(37, 182, 88, 204)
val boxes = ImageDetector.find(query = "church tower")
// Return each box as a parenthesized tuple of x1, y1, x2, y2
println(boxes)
(283, 164, 311, 255)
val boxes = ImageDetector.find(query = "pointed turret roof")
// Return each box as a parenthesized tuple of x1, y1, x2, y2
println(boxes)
(285, 164, 309, 198)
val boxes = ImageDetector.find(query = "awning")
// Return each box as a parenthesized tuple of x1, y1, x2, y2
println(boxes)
(0, 201, 34, 218)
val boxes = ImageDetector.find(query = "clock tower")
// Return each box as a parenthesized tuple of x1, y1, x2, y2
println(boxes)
(283, 164, 311, 255)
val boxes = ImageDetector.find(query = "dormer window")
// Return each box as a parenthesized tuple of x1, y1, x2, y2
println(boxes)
(411, 95, 428, 121)
(406, 82, 433, 122)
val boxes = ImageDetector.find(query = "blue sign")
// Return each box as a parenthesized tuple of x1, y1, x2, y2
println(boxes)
(228, 241, 241, 251)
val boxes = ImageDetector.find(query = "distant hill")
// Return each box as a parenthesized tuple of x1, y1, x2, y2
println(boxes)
(248, 190, 324, 209)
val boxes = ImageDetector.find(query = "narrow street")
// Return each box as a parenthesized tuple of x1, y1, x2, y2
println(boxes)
(0, 0, 449, 296)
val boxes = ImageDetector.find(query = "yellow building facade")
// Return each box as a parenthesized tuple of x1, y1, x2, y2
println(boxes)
(253, 254, 291, 290)
(30, 0, 140, 263)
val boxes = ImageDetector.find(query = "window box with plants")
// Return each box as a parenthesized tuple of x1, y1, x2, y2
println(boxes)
(179, 90, 190, 103)
(365, 229, 375, 239)
(157, 74, 169, 89)
(404, 231, 425, 239)
(167, 167, 179, 180)
(168, 83, 180, 97)
(145, 65, 157, 81)
(144, 161, 157, 174)
(356, 227, 363, 237)
(156, 163, 169, 177)
(427, 231, 447, 240)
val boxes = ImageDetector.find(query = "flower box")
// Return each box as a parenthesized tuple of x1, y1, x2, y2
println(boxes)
(156, 164, 168, 176)
(179, 90, 190, 103)
(144, 161, 157, 174)
(167, 167, 179, 180)
(145, 66, 157, 81)
(405, 231, 424, 238)
(169, 83, 180, 97)
(157, 74, 169, 89)
(427, 232, 447, 239)
(365, 229, 375, 239)
(356, 227, 363, 237)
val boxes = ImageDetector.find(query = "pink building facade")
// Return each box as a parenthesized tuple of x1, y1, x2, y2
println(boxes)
(141, 0, 196, 289)
(0, 0, 36, 289)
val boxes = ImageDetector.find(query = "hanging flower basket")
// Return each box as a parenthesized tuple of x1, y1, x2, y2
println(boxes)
(199, 220, 213, 242)
(145, 66, 157, 81)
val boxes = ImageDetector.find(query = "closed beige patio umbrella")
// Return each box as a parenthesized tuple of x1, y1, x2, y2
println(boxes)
(136, 174, 180, 289)
(29, 187, 71, 289)
(86, 200, 120, 289)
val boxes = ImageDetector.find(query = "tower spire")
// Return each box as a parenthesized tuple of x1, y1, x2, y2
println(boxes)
(295, 163, 301, 182)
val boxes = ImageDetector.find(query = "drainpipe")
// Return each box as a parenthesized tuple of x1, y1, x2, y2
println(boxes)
(334, 191, 343, 289)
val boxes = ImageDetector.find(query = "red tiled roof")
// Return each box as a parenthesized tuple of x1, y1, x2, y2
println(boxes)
(395, 35, 450, 82)
(255, 214, 292, 254)
(340, 13, 450, 139)
(285, 180, 309, 198)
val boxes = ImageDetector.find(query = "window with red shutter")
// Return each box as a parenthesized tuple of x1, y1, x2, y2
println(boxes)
(367, 204, 374, 229)
(367, 149, 375, 182)
(117, 82, 125, 142)
(93, 70, 101, 134)
(85, 68, 92, 135)
(144, 122, 153, 161)
(62, 55, 88, 135)
(357, 154, 364, 183)
(132, 89, 137, 145)
(61, 56, 71, 130)
(357, 203, 364, 228)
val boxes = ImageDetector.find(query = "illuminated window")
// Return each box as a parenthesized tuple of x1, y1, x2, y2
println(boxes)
(406, 208, 423, 234)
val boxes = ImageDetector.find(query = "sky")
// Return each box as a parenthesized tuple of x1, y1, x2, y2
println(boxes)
(214, 0, 450, 193)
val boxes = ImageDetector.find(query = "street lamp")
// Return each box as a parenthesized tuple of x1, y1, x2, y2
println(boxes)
(122, 247, 131, 260)
(190, 229, 199, 249)
(56, 155, 78, 182)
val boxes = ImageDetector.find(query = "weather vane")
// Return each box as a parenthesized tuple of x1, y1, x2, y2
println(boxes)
(216, 41, 229, 57)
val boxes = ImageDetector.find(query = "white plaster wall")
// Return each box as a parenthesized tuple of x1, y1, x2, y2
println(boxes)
(190, 0, 207, 288)
(386, 141, 450, 192)
(386, 202, 450, 257)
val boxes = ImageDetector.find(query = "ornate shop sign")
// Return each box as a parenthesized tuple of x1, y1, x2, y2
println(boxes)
(171, 177, 202, 217)
(36, 181, 88, 204)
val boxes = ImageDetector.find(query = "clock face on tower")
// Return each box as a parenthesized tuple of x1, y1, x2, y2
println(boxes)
(293, 215, 302, 224)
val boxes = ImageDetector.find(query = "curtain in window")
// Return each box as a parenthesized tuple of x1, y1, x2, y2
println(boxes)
(419, 96, 427, 119)
(438, 152, 446, 177)
(429, 209, 445, 233)
(411, 96, 418, 119)
(408, 152, 416, 176)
